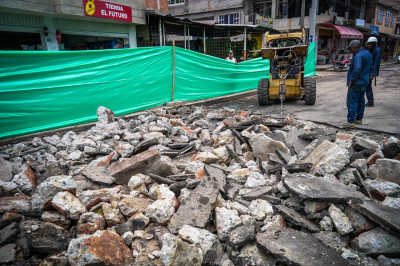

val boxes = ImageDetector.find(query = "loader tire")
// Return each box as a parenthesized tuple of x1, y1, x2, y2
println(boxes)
(257, 78, 270, 106)
(304, 77, 316, 105)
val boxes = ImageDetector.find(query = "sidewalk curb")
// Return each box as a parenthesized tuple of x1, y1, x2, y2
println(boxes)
(0, 90, 257, 146)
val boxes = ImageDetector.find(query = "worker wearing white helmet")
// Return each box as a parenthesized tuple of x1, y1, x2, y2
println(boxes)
(365, 36, 382, 107)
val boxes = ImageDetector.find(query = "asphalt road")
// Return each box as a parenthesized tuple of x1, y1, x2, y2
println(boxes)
(209, 64, 400, 135)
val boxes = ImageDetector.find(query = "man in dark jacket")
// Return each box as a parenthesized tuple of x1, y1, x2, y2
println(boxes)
(340, 40, 372, 129)
(365, 37, 382, 107)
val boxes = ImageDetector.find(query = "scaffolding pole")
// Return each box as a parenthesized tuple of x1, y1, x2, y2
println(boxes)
(159, 18, 163, 46)
(184, 24, 186, 49)
(203, 27, 206, 54)
(243, 27, 247, 61)
(163, 21, 166, 46)
(188, 25, 190, 50)
(172, 39, 175, 102)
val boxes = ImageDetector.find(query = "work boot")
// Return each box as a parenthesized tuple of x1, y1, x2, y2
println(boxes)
(366, 102, 374, 107)
(355, 119, 362, 124)
(339, 122, 355, 129)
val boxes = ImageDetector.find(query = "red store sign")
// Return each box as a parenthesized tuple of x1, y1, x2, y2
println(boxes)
(83, 0, 132, 22)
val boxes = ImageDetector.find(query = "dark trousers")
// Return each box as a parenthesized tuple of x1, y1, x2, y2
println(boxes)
(366, 79, 374, 104)
(347, 84, 367, 123)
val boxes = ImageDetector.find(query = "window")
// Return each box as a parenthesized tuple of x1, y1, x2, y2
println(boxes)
(218, 13, 240, 24)
(252, 0, 272, 22)
(168, 0, 184, 5)
(390, 14, 395, 27)
(385, 9, 391, 25)
(377, 9, 383, 23)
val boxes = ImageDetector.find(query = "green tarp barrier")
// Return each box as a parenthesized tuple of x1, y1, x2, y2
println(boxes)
(0, 43, 316, 139)
(304, 42, 316, 77)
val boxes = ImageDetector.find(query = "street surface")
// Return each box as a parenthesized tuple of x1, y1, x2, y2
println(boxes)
(210, 64, 400, 135)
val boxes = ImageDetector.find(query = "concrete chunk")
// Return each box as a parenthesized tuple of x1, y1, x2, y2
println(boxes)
(109, 149, 162, 184)
(348, 199, 400, 236)
(168, 176, 219, 233)
(67, 230, 134, 266)
(0, 196, 30, 213)
(283, 174, 367, 203)
(0, 158, 13, 182)
(328, 204, 353, 235)
(274, 205, 319, 232)
(161, 233, 202, 266)
(371, 159, 400, 185)
(256, 227, 349, 266)
(305, 140, 350, 176)
(0, 243, 16, 264)
(350, 227, 400, 256)
(204, 165, 226, 193)
(249, 134, 290, 161)
(241, 186, 274, 201)
(81, 165, 115, 185)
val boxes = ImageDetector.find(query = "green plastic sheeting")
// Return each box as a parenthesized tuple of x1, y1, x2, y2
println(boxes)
(174, 49, 270, 101)
(0, 47, 172, 139)
(174, 42, 316, 101)
(0, 43, 316, 139)
(304, 42, 316, 77)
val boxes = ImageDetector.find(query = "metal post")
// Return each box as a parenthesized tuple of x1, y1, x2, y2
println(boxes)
(203, 27, 206, 54)
(228, 29, 231, 50)
(310, 0, 318, 43)
(243, 27, 247, 61)
(393, 39, 399, 58)
(172, 39, 176, 102)
(163, 21, 166, 46)
(188, 25, 190, 50)
(159, 18, 163, 46)
(299, 0, 306, 26)
(184, 24, 186, 49)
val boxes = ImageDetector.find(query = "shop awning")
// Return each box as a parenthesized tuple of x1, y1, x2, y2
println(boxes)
(318, 23, 363, 39)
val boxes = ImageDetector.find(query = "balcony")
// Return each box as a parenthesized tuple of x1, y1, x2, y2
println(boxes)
(273, 14, 333, 31)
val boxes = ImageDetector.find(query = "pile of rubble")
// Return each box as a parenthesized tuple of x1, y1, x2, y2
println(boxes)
(0, 104, 399, 266)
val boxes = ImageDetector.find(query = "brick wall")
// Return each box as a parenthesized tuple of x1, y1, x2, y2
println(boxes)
(146, 0, 169, 12)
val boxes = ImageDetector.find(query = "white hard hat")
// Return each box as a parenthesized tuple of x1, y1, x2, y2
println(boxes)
(367, 37, 378, 43)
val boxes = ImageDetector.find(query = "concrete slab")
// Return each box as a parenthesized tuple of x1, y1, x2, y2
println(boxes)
(256, 227, 349, 266)
(273, 205, 319, 232)
(168, 176, 219, 234)
(241, 186, 274, 201)
(285, 127, 309, 155)
(81, 165, 114, 185)
(204, 165, 226, 193)
(109, 149, 162, 184)
(348, 199, 400, 236)
(283, 174, 368, 203)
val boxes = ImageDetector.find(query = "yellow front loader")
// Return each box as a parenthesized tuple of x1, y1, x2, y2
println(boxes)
(257, 27, 316, 112)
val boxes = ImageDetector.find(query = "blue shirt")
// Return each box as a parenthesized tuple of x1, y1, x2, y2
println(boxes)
(347, 48, 372, 86)
(369, 46, 381, 76)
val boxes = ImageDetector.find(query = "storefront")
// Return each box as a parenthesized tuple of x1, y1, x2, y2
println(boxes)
(0, 12, 44, 50)
(0, 0, 145, 51)
(316, 23, 363, 65)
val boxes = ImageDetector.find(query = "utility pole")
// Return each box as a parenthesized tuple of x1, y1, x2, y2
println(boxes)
(299, 0, 306, 26)
(309, 0, 318, 43)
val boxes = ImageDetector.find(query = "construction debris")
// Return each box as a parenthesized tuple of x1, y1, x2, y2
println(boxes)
(0, 105, 399, 265)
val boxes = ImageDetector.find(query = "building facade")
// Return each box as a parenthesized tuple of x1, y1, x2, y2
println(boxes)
(168, 0, 400, 62)
(363, 0, 400, 58)
(168, 0, 249, 25)
(0, 0, 146, 50)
